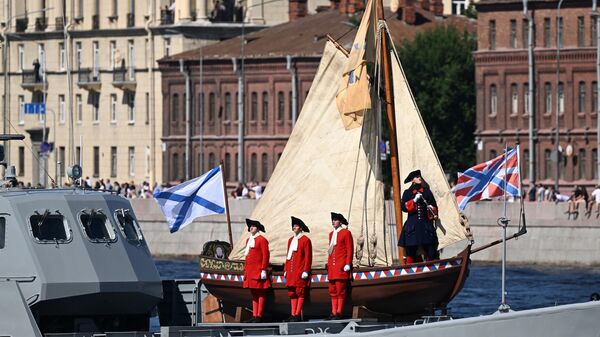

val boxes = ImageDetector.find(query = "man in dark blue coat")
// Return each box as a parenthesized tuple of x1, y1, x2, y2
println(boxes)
(398, 169, 439, 264)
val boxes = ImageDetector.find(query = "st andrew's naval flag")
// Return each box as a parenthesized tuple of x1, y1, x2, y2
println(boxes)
(455, 146, 521, 211)
(154, 166, 226, 233)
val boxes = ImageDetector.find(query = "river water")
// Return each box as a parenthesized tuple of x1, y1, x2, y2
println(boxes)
(154, 260, 600, 318)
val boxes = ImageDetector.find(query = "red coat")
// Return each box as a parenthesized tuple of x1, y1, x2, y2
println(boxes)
(243, 235, 271, 289)
(327, 228, 354, 280)
(284, 235, 313, 287)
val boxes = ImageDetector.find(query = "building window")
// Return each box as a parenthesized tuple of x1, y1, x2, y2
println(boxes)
(126, 91, 135, 123)
(172, 94, 179, 122)
(544, 18, 551, 48)
(559, 150, 566, 180)
(250, 153, 257, 180)
(164, 38, 171, 57)
(558, 82, 564, 115)
(593, 82, 598, 113)
(128, 147, 135, 177)
(18, 95, 24, 124)
(92, 41, 100, 79)
(557, 17, 564, 48)
(510, 20, 517, 48)
(208, 153, 216, 169)
(523, 149, 529, 181)
(251, 92, 258, 121)
(59, 42, 65, 71)
(489, 150, 497, 160)
(593, 149, 598, 180)
(93, 146, 100, 178)
(110, 41, 117, 69)
(110, 147, 117, 178)
(522, 19, 529, 49)
(544, 82, 552, 114)
(289, 91, 293, 121)
(17, 44, 24, 72)
(224, 153, 231, 181)
(578, 149, 587, 180)
(128, 40, 135, 75)
(76, 94, 83, 122)
(59, 147, 65, 177)
(524, 83, 530, 115)
(579, 82, 586, 113)
(209, 92, 216, 122)
(489, 20, 496, 50)
(111, 94, 118, 122)
(18, 146, 24, 176)
(593, 17, 598, 47)
(172, 153, 179, 181)
(511, 83, 518, 115)
(262, 91, 269, 122)
(261, 153, 268, 181)
(277, 91, 284, 121)
(544, 149, 552, 179)
(197, 92, 204, 125)
(76, 146, 81, 166)
(578, 16, 585, 47)
(234, 153, 239, 181)
(489, 84, 497, 116)
(59, 95, 65, 124)
(224, 92, 231, 121)
(92, 92, 100, 122)
(75, 42, 82, 70)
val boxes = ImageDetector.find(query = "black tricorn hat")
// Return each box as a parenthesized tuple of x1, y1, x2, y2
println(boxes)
(403, 169, 422, 184)
(291, 216, 310, 233)
(246, 218, 266, 233)
(330, 212, 348, 226)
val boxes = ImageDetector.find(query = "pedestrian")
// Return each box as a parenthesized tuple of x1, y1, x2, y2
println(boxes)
(398, 169, 439, 263)
(326, 212, 353, 320)
(527, 184, 536, 202)
(32, 58, 41, 82)
(284, 216, 312, 322)
(243, 219, 270, 323)
(536, 184, 545, 202)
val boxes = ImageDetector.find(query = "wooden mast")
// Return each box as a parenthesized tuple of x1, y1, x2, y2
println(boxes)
(375, 0, 404, 262)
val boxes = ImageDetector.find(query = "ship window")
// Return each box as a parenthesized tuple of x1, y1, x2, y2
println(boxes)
(79, 209, 116, 242)
(29, 211, 71, 243)
(114, 209, 143, 243)
(0, 218, 5, 249)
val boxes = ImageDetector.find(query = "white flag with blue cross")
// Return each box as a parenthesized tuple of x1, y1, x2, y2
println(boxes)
(154, 166, 226, 233)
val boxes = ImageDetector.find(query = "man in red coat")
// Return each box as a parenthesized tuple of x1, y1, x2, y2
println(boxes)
(284, 216, 313, 322)
(243, 218, 270, 323)
(327, 212, 353, 320)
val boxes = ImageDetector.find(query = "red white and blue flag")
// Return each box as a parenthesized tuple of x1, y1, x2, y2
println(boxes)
(455, 146, 521, 211)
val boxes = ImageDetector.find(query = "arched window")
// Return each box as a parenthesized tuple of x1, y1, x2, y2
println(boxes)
(197, 92, 204, 125)
(261, 153, 268, 181)
(593, 82, 598, 113)
(558, 82, 564, 115)
(523, 83, 530, 115)
(544, 82, 552, 114)
(523, 149, 529, 181)
(277, 91, 284, 121)
(578, 149, 587, 180)
(250, 153, 257, 180)
(172, 94, 179, 122)
(490, 85, 497, 116)
(251, 92, 258, 121)
(262, 91, 269, 122)
(209, 92, 216, 122)
(544, 149, 552, 180)
(224, 153, 231, 181)
(224, 92, 231, 121)
(172, 153, 179, 181)
(208, 152, 216, 169)
(578, 82, 586, 113)
(510, 83, 518, 115)
(489, 149, 497, 160)
(593, 149, 598, 180)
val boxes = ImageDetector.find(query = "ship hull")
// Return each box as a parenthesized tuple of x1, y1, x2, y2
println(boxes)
(199, 247, 470, 319)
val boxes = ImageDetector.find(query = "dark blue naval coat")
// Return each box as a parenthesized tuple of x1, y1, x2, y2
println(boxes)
(398, 184, 439, 247)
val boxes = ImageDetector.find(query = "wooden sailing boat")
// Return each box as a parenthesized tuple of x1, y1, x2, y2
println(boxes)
(199, 0, 473, 320)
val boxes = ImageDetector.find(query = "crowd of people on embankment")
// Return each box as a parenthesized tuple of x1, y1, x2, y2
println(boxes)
(526, 184, 600, 220)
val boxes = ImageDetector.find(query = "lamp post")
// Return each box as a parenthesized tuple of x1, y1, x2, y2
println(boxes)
(523, 0, 536, 186)
(594, 0, 600, 184)
(555, 0, 564, 192)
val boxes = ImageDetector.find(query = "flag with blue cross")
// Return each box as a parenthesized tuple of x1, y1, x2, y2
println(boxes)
(154, 166, 226, 233)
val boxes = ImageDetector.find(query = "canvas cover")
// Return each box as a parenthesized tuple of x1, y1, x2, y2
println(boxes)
(390, 50, 470, 249)
(230, 42, 391, 267)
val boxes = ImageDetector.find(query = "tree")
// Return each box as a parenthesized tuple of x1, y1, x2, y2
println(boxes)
(398, 25, 476, 176)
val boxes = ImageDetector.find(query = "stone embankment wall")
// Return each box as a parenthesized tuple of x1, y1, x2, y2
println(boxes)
(132, 199, 600, 265)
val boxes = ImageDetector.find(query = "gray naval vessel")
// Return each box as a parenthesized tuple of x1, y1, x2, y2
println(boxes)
(1, 134, 599, 336)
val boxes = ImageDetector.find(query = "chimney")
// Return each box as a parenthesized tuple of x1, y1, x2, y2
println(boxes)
(420, 0, 430, 11)
(289, 0, 308, 21)
(432, 0, 443, 16)
(401, 0, 416, 25)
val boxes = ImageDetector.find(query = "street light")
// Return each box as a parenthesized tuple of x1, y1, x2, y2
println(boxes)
(594, 0, 600, 185)
(555, 0, 564, 193)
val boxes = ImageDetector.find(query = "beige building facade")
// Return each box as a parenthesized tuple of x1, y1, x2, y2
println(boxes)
(0, 0, 272, 187)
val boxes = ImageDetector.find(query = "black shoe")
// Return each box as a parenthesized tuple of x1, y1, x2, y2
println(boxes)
(334, 314, 344, 320)
(283, 315, 294, 322)
(291, 315, 301, 322)
(245, 317, 257, 323)
(325, 313, 336, 320)
(254, 316, 263, 323)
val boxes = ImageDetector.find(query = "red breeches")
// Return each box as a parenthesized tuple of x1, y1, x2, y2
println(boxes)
(250, 288, 266, 317)
(287, 286, 306, 316)
(328, 280, 348, 315)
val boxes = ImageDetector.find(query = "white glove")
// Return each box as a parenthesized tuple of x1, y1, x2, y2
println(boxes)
(301, 272, 309, 279)
(260, 270, 267, 279)
(343, 264, 351, 272)
(427, 205, 434, 211)
(413, 193, 422, 202)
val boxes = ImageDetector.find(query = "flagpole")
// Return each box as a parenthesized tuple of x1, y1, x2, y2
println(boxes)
(498, 143, 510, 313)
(220, 161, 234, 245)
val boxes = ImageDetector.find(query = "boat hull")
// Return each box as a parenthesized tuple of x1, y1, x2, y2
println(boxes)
(199, 247, 470, 319)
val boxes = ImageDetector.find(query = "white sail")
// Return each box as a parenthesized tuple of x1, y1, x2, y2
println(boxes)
(229, 42, 391, 267)
(391, 48, 471, 250)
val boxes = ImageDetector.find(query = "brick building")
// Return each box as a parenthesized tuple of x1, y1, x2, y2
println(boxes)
(475, 0, 600, 190)
(159, 0, 473, 184)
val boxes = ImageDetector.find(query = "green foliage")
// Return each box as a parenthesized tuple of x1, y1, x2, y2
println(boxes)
(397, 25, 476, 175)
(464, 3, 477, 19)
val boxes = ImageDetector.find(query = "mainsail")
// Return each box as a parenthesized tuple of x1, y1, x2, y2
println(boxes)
(230, 9, 471, 267)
